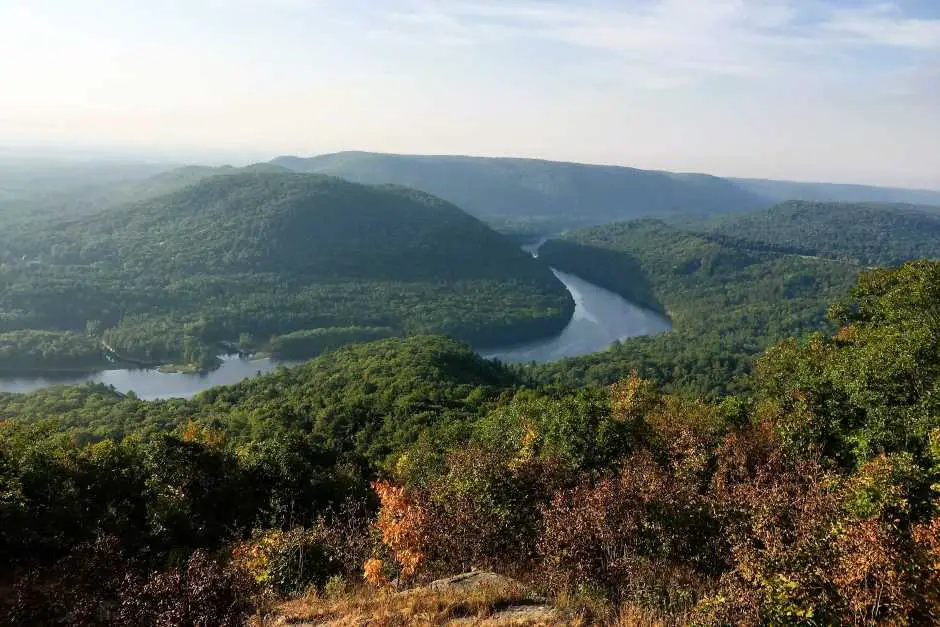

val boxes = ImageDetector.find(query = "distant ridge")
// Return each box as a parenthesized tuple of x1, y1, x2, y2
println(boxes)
(272, 151, 940, 228)
(272, 151, 767, 226)
(689, 200, 940, 266)
(731, 177, 940, 207)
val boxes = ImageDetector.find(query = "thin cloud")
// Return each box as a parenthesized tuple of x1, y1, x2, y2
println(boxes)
(369, 1, 940, 85)
(823, 4, 940, 49)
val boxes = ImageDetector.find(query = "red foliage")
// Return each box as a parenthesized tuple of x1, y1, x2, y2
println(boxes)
(538, 451, 715, 608)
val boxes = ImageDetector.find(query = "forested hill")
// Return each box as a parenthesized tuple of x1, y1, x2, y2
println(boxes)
(0, 172, 573, 371)
(15, 171, 561, 282)
(683, 200, 940, 266)
(272, 151, 767, 227)
(732, 177, 940, 207)
(0, 335, 514, 456)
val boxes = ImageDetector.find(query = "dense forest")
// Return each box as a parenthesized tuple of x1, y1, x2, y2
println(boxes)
(0, 172, 572, 371)
(681, 200, 940, 266)
(2, 261, 940, 624)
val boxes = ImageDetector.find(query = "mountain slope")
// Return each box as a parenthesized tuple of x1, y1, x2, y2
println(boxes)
(731, 177, 940, 207)
(272, 151, 767, 227)
(43, 171, 563, 283)
(0, 172, 573, 370)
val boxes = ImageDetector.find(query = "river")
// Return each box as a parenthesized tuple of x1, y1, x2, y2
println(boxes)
(480, 268, 671, 364)
(0, 268, 670, 400)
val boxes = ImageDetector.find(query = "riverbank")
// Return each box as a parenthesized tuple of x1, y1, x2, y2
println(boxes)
(0, 269, 670, 399)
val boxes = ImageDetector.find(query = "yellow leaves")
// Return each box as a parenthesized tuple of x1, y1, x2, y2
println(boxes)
(393, 452, 411, 478)
(230, 527, 322, 592)
(231, 530, 280, 584)
(928, 428, 940, 467)
(609, 373, 659, 422)
(843, 453, 919, 520)
(521, 425, 538, 451)
(507, 424, 539, 469)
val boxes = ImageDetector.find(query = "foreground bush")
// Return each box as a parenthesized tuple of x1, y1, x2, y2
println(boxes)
(6, 537, 254, 626)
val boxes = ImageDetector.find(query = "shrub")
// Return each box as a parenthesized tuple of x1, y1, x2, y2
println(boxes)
(232, 528, 334, 597)
(6, 537, 254, 627)
(233, 500, 375, 596)
(372, 449, 572, 582)
(538, 452, 714, 611)
(119, 550, 255, 626)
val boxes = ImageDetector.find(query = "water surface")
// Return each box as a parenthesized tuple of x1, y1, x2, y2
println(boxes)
(480, 269, 670, 364)
(0, 355, 291, 401)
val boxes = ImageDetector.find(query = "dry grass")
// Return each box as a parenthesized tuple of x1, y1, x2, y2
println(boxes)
(551, 590, 692, 627)
(260, 581, 692, 626)
(260, 580, 572, 626)
(609, 605, 690, 627)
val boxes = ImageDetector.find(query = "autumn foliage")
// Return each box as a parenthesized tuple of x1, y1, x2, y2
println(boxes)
(368, 357, 940, 623)
(373, 480, 428, 582)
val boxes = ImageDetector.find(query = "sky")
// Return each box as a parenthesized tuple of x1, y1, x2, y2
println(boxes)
(1, 0, 939, 188)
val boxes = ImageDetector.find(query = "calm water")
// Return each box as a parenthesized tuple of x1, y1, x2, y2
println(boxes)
(480, 269, 671, 364)
(0, 269, 670, 400)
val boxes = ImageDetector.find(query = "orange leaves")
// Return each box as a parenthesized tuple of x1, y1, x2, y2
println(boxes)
(372, 480, 428, 582)
(914, 517, 940, 574)
(834, 324, 858, 344)
(180, 421, 225, 448)
(363, 558, 388, 587)
(832, 519, 906, 620)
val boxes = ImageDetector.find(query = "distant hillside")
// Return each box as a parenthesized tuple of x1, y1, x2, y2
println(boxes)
(731, 177, 940, 207)
(0, 172, 573, 370)
(7, 154, 939, 233)
(272, 151, 767, 227)
(689, 201, 940, 266)
(0, 162, 288, 226)
(103, 162, 292, 210)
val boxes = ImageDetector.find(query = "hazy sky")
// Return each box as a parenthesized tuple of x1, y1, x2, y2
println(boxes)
(2, 0, 939, 188)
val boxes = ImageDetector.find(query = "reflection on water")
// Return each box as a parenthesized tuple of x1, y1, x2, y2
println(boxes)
(480, 269, 671, 364)
(0, 355, 292, 401)
(0, 269, 670, 399)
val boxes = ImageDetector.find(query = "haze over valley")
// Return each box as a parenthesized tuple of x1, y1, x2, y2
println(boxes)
(4, 1, 940, 624)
